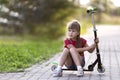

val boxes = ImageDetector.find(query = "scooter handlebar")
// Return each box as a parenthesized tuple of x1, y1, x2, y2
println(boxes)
(87, 7, 97, 14)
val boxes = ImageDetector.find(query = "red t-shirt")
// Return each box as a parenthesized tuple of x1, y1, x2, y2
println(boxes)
(64, 38, 87, 57)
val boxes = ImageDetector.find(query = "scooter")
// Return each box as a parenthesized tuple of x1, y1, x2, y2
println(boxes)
(51, 7, 105, 73)
(86, 7, 105, 73)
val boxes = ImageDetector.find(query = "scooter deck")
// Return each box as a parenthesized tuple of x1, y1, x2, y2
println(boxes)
(62, 68, 93, 71)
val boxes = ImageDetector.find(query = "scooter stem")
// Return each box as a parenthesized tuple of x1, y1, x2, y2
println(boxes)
(91, 13, 99, 53)
(91, 11, 102, 68)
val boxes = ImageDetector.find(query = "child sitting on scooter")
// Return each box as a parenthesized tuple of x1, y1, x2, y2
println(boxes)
(53, 20, 99, 77)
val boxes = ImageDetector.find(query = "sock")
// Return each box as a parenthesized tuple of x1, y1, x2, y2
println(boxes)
(56, 65, 62, 71)
(77, 66, 82, 70)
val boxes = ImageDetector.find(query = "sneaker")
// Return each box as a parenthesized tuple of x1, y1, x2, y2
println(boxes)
(53, 69, 62, 77)
(77, 68, 84, 77)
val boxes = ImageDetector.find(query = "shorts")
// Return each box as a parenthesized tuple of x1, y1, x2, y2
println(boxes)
(67, 57, 85, 70)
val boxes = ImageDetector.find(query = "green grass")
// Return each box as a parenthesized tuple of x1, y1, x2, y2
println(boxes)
(0, 37, 62, 72)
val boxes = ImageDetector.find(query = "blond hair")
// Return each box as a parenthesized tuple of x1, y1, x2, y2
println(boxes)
(66, 20, 81, 48)
(67, 20, 81, 35)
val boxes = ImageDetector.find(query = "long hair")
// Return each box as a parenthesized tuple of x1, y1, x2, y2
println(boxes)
(67, 20, 82, 48)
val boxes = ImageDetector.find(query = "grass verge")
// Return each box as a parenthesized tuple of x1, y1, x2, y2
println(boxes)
(0, 37, 62, 72)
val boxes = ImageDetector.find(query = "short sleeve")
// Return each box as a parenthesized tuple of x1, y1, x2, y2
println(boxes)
(64, 39, 72, 48)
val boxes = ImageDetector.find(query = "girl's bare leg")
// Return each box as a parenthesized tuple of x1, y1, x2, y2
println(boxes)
(53, 48, 70, 77)
(69, 47, 82, 66)
(59, 48, 70, 66)
(64, 53, 73, 67)
(69, 47, 84, 76)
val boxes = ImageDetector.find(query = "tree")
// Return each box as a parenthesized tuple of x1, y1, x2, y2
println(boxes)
(0, 0, 75, 37)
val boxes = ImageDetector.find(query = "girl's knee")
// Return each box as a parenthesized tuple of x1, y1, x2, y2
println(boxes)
(62, 48, 70, 55)
(63, 48, 70, 52)
(69, 47, 76, 52)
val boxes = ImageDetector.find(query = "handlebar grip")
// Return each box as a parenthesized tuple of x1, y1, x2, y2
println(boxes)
(87, 7, 97, 13)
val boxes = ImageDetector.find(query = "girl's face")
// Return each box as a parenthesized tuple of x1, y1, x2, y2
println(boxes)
(67, 29, 79, 40)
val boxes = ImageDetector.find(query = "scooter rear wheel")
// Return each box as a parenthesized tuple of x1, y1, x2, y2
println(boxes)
(51, 65, 57, 71)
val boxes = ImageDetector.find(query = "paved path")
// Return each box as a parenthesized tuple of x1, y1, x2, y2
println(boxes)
(0, 25, 120, 80)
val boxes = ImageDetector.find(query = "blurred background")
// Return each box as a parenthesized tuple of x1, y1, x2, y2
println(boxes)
(0, 0, 120, 39)
(0, 0, 120, 72)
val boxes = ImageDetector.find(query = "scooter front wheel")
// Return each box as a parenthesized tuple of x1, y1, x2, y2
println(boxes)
(97, 65, 105, 73)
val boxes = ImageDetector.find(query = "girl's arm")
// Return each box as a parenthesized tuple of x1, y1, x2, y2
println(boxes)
(76, 43, 96, 53)
(84, 43, 96, 53)
(67, 44, 75, 49)
(76, 38, 99, 53)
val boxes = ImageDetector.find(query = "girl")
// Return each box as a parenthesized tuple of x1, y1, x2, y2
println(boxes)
(53, 20, 98, 77)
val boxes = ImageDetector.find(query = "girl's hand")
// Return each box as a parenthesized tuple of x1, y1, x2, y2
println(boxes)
(94, 38, 99, 44)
